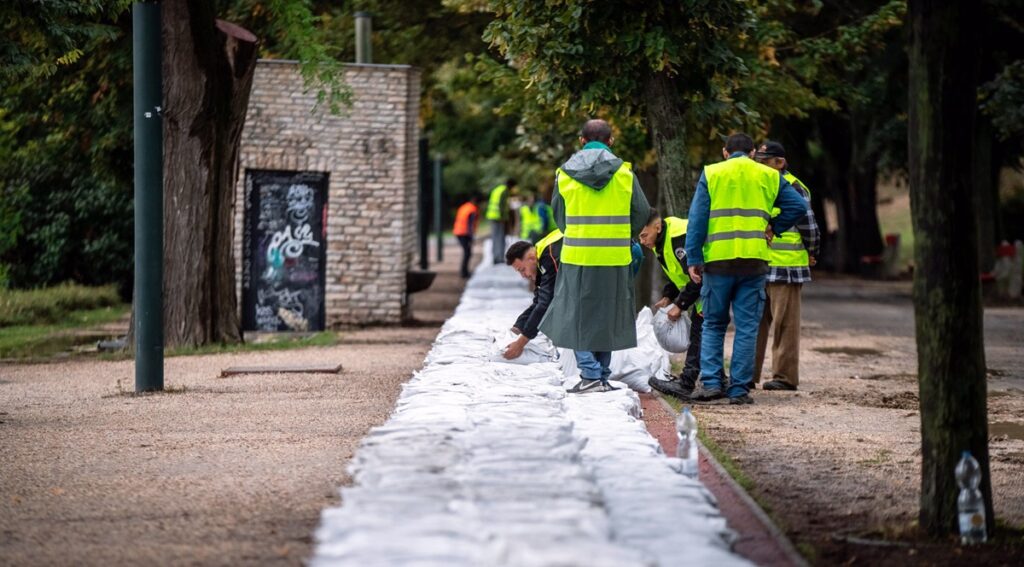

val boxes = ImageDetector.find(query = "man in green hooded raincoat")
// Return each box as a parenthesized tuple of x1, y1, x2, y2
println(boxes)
(539, 119, 651, 393)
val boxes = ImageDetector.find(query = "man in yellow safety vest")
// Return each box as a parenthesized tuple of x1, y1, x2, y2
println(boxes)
(518, 193, 546, 243)
(485, 178, 518, 264)
(539, 119, 651, 394)
(502, 229, 564, 359)
(638, 209, 710, 400)
(753, 141, 821, 391)
(684, 133, 808, 405)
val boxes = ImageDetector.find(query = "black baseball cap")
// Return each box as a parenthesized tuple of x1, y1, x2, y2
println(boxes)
(756, 141, 786, 158)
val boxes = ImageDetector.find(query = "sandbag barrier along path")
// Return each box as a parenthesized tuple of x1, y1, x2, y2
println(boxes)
(310, 255, 751, 567)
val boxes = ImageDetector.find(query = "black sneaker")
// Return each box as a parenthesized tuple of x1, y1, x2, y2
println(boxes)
(567, 379, 617, 394)
(729, 394, 754, 405)
(763, 379, 797, 391)
(648, 376, 695, 400)
(689, 383, 724, 402)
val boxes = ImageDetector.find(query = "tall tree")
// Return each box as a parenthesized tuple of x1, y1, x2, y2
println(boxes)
(908, 0, 993, 536)
(778, 0, 906, 272)
(153, 0, 347, 347)
(157, 1, 259, 346)
(479, 1, 771, 216)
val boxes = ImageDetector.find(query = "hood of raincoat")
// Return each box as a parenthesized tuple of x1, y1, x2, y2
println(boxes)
(559, 147, 624, 191)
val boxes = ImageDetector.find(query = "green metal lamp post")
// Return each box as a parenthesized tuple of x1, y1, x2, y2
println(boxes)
(133, 1, 164, 392)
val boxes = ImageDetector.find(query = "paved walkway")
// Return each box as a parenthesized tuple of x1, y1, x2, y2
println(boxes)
(311, 256, 749, 566)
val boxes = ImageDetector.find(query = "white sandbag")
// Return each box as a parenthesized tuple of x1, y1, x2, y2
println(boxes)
(489, 331, 559, 365)
(609, 307, 671, 392)
(653, 306, 692, 353)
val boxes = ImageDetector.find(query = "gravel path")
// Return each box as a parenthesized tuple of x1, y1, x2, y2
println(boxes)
(0, 244, 469, 566)
(693, 277, 1024, 562)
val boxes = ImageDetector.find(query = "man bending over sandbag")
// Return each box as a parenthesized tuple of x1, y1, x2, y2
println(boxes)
(502, 230, 564, 360)
(637, 208, 716, 400)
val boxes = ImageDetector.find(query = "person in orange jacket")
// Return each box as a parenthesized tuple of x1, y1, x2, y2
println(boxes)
(453, 194, 482, 278)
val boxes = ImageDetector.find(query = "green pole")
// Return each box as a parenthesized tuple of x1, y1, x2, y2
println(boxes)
(433, 156, 443, 262)
(133, 2, 163, 392)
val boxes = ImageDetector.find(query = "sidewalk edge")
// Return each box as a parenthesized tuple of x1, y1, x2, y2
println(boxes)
(654, 394, 810, 567)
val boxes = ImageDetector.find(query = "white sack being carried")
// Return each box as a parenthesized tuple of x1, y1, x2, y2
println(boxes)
(609, 307, 671, 393)
(653, 306, 692, 353)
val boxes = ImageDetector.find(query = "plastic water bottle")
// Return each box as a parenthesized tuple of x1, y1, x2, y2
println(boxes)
(955, 451, 987, 544)
(676, 407, 698, 478)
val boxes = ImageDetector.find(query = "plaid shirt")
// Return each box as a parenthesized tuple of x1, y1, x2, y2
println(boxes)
(767, 176, 820, 284)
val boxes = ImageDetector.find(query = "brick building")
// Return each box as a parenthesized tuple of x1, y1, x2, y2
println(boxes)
(234, 60, 421, 330)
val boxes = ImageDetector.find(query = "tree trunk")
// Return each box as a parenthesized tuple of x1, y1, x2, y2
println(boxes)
(843, 111, 886, 273)
(644, 71, 692, 217)
(908, 0, 993, 537)
(818, 114, 853, 271)
(159, 1, 257, 347)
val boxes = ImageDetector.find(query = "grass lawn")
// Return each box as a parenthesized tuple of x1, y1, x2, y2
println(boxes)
(0, 304, 129, 359)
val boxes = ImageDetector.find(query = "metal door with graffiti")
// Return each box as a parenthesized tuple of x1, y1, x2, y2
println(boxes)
(242, 169, 328, 332)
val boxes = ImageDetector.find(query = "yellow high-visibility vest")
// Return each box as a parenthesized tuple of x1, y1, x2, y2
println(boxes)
(485, 184, 507, 221)
(659, 217, 690, 288)
(703, 157, 780, 263)
(768, 172, 810, 268)
(519, 204, 544, 239)
(659, 216, 702, 314)
(557, 163, 634, 266)
(535, 228, 563, 259)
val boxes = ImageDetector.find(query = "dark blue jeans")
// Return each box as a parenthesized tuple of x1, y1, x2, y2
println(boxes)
(576, 350, 611, 381)
(699, 273, 767, 398)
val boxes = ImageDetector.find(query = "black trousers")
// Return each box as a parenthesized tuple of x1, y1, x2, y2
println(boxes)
(681, 309, 705, 384)
(457, 235, 473, 278)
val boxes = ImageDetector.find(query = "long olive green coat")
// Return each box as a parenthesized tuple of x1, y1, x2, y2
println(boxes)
(538, 145, 650, 352)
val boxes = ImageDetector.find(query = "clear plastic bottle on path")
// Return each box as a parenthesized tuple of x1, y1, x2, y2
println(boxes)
(955, 451, 988, 545)
(676, 407, 698, 478)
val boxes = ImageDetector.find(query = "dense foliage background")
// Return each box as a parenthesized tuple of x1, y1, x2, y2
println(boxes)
(1, 0, 1022, 292)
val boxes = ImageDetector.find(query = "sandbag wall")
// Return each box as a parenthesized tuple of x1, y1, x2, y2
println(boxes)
(310, 245, 750, 566)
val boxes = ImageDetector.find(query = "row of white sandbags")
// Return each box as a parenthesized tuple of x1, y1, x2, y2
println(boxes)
(311, 242, 749, 566)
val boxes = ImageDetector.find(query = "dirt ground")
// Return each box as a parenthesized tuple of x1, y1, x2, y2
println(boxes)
(693, 277, 1024, 565)
(0, 242, 470, 566)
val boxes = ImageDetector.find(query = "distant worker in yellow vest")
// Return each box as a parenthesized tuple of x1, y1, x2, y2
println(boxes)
(502, 229, 563, 359)
(684, 133, 808, 405)
(539, 119, 651, 394)
(518, 193, 546, 243)
(753, 141, 821, 391)
(485, 178, 518, 264)
(452, 193, 482, 279)
(638, 209, 713, 400)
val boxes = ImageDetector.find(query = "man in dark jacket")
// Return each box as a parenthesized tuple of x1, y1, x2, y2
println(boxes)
(502, 230, 563, 359)
(638, 209, 706, 399)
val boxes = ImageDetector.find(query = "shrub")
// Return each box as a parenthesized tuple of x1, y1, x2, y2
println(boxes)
(0, 283, 122, 327)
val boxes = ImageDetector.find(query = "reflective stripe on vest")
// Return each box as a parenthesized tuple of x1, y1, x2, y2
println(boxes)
(703, 157, 780, 263)
(485, 184, 507, 220)
(535, 229, 564, 259)
(453, 202, 478, 236)
(519, 204, 543, 239)
(557, 163, 634, 266)
(768, 171, 810, 268)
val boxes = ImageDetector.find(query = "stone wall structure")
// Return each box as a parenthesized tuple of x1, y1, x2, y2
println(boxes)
(234, 60, 421, 329)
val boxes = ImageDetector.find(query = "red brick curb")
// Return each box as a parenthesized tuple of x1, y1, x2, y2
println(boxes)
(639, 392, 809, 567)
